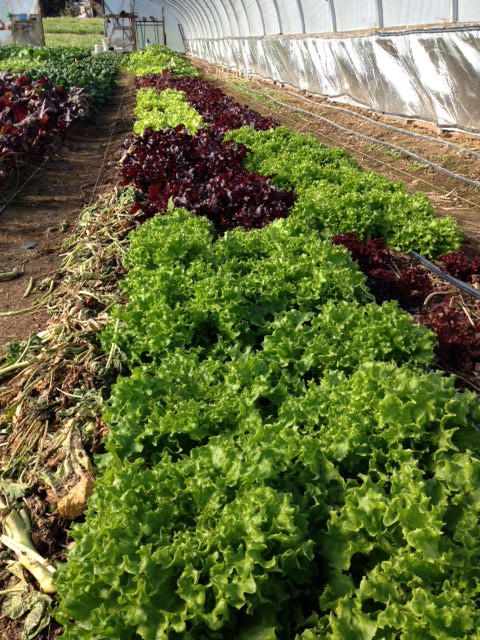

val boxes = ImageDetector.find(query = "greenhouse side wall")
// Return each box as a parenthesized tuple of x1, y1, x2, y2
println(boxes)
(187, 26, 480, 133)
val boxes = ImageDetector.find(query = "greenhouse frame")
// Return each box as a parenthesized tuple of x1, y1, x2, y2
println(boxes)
(151, 0, 480, 132)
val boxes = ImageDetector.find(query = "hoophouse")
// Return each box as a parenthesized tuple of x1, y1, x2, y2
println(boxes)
(137, 0, 480, 133)
(0, 0, 43, 46)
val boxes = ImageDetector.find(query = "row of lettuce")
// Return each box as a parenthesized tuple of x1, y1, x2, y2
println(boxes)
(121, 60, 480, 372)
(51, 47, 480, 639)
(0, 46, 123, 187)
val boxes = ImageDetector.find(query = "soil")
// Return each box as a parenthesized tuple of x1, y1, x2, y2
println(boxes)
(1, 63, 480, 356)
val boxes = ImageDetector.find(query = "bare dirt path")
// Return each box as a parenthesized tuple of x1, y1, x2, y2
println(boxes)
(0, 72, 135, 355)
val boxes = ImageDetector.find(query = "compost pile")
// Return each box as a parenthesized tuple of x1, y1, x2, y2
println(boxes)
(1, 44, 480, 640)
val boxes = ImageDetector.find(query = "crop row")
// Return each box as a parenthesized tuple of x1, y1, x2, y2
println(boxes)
(0, 73, 89, 185)
(0, 47, 123, 103)
(53, 50, 480, 639)
(121, 74, 480, 376)
(122, 71, 462, 256)
(0, 48, 122, 188)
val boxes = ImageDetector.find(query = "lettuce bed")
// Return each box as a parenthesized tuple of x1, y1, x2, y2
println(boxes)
(0, 48, 122, 187)
(225, 126, 462, 257)
(55, 212, 480, 640)
(53, 51, 480, 640)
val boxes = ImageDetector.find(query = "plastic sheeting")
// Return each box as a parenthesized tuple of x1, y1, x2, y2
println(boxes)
(102, 1, 185, 51)
(0, 0, 43, 46)
(189, 27, 480, 132)
(333, 0, 379, 32)
(103, 0, 480, 131)
(163, 0, 480, 39)
(459, 0, 480, 23)
(382, 1, 451, 28)
(300, 1, 333, 36)
(164, 9, 184, 51)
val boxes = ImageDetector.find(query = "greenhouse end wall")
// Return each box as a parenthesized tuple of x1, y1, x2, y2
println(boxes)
(0, 0, 43, 46)
(188, 26, 480, 133)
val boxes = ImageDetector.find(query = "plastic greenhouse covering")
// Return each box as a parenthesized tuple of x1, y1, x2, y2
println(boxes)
(0, 0, 43, 46)
(144, 0, 480, 133)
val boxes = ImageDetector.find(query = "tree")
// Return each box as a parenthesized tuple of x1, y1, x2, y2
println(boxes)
(40, 0, 67, 17)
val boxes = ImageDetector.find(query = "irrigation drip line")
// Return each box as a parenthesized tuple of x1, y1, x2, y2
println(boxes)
(280, 88, 480, 161)
(224, 81, 480, 221)
(87, 77, 129, 207)
(410, 251, 480, 300)
(255, 92, 480, 191)
(203, 66, 480, 220)
(0, 155, 52, 217)
(229, 78, 480, 192)
(216, 73, 480, 298)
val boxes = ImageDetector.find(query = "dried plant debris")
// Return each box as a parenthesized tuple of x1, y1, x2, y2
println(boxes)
(41, 424, 95, 521)
(0, 187, 135, 474)
(0, 187, 136, 637)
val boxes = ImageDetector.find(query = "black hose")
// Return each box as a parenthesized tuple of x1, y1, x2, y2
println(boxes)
(283, 89, 480, 161)
(410, 251, 480, 300)
(261, 93, 480, 191)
